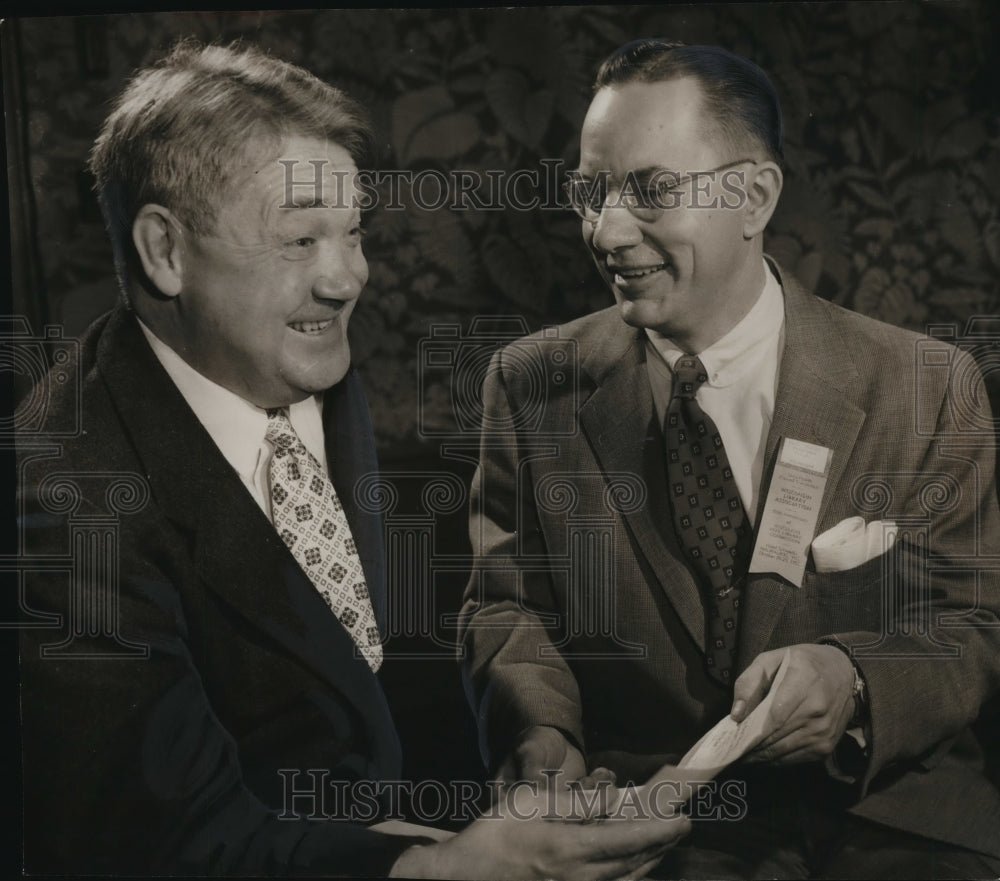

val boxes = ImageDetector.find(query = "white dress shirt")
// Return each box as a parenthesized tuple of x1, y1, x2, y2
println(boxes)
(645, 260, 785, 525)
(138, 319, 328, 523)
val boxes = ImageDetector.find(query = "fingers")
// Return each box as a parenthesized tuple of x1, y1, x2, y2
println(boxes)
(766, 742, 831, 765)
(486, 790, 689, 881)
(556, 780, 619, 821)
(616, 853, 672, 881)
(744, 711, 851, 764)
(495, 726, 575, 786)
(583, 811, 692, 858)
(749, 737, 828, 765)
(513, 733, 551, 783)
(730, 649, 784, 721)
(742, 653, 857, 765)
(595, 764, 716, 821)
(577, 766, 617, 790)
(642, 762, 718, 795)
(518, 725, 586, 784)
(580, 831, 682, 881)
(494, 754, 519, 787)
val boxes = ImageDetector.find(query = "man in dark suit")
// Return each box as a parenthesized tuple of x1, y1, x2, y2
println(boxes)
(17, 40, 689, 878)
(460, 40, 1000, 878)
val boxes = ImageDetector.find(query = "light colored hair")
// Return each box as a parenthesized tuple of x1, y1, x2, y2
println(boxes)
(89, 39, 375, 294)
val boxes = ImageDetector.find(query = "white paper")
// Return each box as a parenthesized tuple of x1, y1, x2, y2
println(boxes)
(674, 647, 793, 778)
(605, 650, 795, 817)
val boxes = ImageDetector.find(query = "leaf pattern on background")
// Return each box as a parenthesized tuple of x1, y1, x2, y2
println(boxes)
(14, 4, 1000, 451)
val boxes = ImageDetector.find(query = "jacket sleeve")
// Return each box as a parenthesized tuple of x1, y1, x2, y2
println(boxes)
(18, 478, 426, 876)
(823, 348, 1000, 793)
(457, 349, 585, 772)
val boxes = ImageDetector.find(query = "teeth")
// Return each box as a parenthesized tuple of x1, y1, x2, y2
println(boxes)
(615, 264, 666, 280)
(290, 319, 334, 334)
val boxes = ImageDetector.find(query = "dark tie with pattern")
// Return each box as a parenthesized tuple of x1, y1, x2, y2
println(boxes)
(265, 408, 382, 671)
(664, 356, 748, 684)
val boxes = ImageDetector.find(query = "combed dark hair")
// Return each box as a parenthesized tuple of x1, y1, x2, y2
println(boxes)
(594, 39, 784, 165)
(89, 39, 376, 294)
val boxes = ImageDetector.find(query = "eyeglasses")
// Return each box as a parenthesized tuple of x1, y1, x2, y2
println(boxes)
(562, 158, 757, 222)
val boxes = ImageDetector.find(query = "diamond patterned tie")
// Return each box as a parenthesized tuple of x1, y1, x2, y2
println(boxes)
(664, 356, 749, 684)
(265, 408, 382, 671)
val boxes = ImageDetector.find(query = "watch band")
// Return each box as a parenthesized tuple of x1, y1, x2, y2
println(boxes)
(848, 660, 868, 728)
(820, 639, 869, 728)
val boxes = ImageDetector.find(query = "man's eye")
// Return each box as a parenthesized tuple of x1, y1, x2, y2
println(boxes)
(639, 182, 683, 208)
(349, 226, 367, 242)
(291, 237, 316, 248)
(635, 186, 662, 206)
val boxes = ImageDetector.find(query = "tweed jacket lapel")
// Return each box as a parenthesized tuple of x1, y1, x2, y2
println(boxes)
(576, 262, 870, 662)
(95, 306, 390, 718)
(737, 262, 868, 666)
(577, 313, 708, 652)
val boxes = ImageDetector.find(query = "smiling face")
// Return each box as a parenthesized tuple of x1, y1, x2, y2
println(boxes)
(172, 136, 368, 408)
(579, 77, 767, 353)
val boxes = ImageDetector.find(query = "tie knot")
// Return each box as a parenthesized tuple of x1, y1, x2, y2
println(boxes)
(672, 356, 709, 400)
(265, 408, 298, 450)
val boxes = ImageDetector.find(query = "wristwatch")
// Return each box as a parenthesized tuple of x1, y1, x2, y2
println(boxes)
(821, 640, 869, 728)
(847, 659, 868, 728)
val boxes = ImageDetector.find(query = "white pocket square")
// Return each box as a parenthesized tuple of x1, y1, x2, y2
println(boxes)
(811, 516, 897, 573)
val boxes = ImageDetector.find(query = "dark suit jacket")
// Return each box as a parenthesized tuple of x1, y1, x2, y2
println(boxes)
(460, 263, 1000, 859)
(18, 305, 424, 874)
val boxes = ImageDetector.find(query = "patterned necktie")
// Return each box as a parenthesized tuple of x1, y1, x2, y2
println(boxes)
(265, 408, 382, 671)
(663, 356, 748, 684)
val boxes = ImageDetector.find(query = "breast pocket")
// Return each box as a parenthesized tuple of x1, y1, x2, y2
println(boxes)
(799, 550, 892, 635)
(803, 549, 891, 596)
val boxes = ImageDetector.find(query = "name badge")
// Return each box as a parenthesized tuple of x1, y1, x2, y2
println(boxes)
(748, 437, 833, 587)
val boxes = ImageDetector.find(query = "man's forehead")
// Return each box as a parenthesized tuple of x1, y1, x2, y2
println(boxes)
(580, 77, 714, 170)
(237, 134, 360, 210)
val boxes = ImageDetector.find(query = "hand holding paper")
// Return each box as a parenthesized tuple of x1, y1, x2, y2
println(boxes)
(676, 648, 794, 778)
(734, 643, 857, 765)
(607, 644, 857, 822)
(605, 651, 794, 818)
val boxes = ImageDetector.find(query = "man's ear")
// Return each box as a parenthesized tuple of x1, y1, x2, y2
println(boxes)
(742, 162, 783, 239)
(132, 204, 184, 297)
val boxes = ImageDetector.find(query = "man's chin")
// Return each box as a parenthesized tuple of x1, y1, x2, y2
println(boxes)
(614, 298, 671, 333)
(296, 358, 353, 396)
(250, 364, 351, 410)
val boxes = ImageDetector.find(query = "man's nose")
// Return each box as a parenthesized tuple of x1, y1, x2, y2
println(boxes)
(589, 199, 644, 253)
(312, 246, 366, 301)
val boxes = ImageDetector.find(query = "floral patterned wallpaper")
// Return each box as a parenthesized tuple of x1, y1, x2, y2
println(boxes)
(11, 3, 1000, 454)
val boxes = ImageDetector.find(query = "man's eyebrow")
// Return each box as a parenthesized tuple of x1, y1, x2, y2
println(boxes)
(570, 166, 681, 181)
(284, 197, 327, 209)
(629, 166, 685, 180)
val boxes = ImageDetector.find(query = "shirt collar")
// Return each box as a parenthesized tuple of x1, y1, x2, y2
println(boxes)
(137, 318, 326, 481)
(645, 259, 784, 387)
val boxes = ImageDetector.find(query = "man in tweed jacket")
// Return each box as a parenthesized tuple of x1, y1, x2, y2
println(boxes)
(460, 40, 1000, 878)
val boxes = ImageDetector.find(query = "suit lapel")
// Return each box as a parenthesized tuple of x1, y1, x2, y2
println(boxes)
(738, 265, 867, 666)
(96, 307, 391, 727)
(578, 316, 707, 651)
(570, 266, 872, 666)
